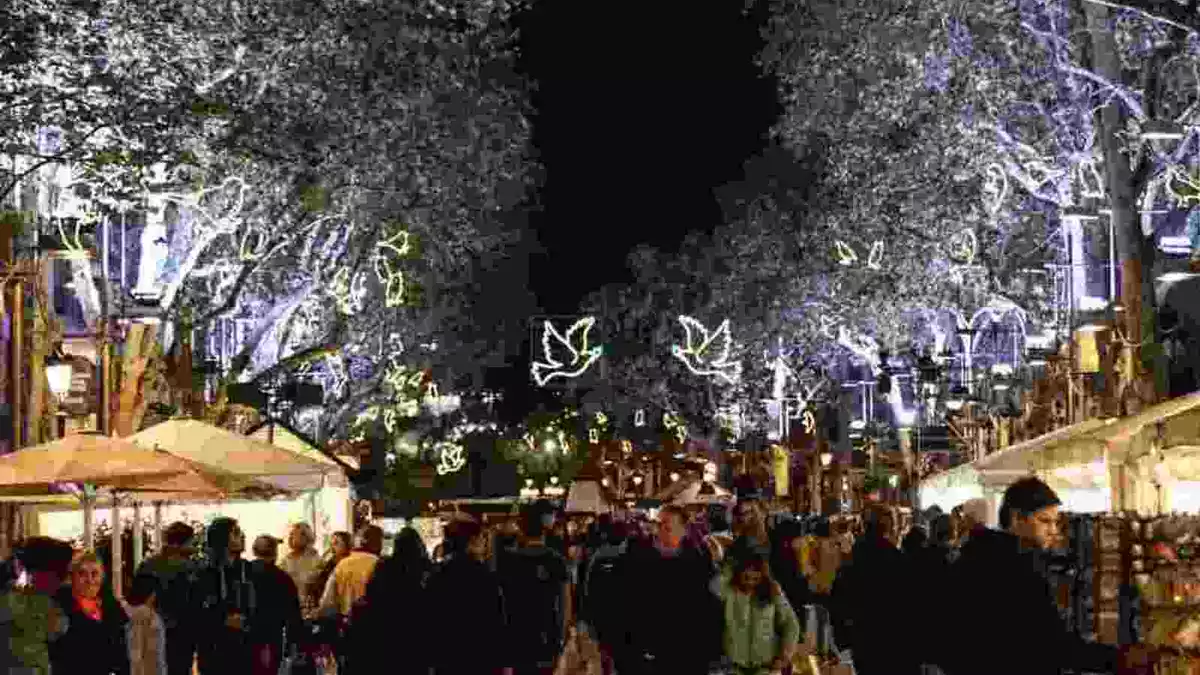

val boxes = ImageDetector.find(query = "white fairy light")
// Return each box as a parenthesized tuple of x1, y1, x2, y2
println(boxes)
(530, 317, 603, 386)
(802, 409, 816, 435)
(671, 316, 740, 384)
(634, 409, 645, 427)
(322, 355, 347, 399)
(589, 428, 599, 443)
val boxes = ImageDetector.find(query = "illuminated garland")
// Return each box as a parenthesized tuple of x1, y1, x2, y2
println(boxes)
(833, 240, 883, 270)
(530, 317, 603, 386)
(981, 163, 1009, 216)
(662, 412, 687, 444)
(434, 441, 466, 475)
(671, 316, 740, 384)
(329, 267, 367, 315)
(373, 228, 412, 308)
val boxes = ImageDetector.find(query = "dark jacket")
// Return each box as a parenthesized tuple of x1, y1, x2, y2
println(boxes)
(831, 535, 920, 675)
(248, 562, 302, 647)
(424, 556, 509, 674)
(496, 544, 570, 666)
(620, 540, 722, 669)
(938, 528, 1118, 675)
(348, 555, 429, 674)
(50, 587, 130, 675)
(194, 559, 256, 675)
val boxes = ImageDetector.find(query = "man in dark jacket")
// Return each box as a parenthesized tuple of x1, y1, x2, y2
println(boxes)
(831, 505, 921, 675)
(136, 521, 198, 675)
(618, 504, 722, 675)
(938, 477, 1119, 675)
(496, 500, 570, 675)
(195, 517, 256, 675)
(249, 536, 302, 675)
(425, 516, 513, 675)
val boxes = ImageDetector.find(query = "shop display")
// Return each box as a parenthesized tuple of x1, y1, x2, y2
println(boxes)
(1126, 514, 1200, 673)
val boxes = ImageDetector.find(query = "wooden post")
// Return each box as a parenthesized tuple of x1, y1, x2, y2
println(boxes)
(82, 493, 94, 550)
(152, 502, 164, 554)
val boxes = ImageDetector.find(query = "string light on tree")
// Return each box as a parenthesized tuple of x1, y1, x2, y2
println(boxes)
(530, 317, 603, 386)
(981, 162, 1009, 215)
(329, 267, 367, 315)
(662, 413, 688, 444)
(373, 227, 412, 308)
(671, 316, 740, 384)
(634, 409, 645, 427)
(832, 240, 883, 269)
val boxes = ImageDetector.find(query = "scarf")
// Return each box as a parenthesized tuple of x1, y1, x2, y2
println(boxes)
(76, 594, 103, 622)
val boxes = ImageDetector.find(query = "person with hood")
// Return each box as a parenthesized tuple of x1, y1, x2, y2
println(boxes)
(136, 522, 198, 675)
(194, 517, 255, 675)
(830, 505, 920, 675)
(938, 477, 1120, 675)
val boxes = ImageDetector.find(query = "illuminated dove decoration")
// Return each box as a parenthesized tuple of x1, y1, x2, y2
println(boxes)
(866, 241, 884, 270)
(671, 316, 740, 384)
(530, 317, 603, 386)
(834, 240, 858, 266)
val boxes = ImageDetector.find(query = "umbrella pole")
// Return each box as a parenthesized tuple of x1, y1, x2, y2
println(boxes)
(132, 501, 143, 572)
(82, 493, 95, 550)
(152, 502, 164, 554)
(111, 491, 122, 599)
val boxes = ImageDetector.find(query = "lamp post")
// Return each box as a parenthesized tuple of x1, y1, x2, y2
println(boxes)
(44, 344, 73, 438)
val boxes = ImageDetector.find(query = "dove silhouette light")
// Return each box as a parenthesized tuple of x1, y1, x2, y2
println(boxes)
(530, 317, 603, 386)
(373, 228, 412, 307)
(671, 316, 740, 385)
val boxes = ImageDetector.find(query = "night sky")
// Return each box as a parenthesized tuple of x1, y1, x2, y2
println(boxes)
(518, 1, 781, 314)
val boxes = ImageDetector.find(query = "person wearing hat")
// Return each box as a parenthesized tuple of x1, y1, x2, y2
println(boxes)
(936, 477, 1120, 675)
(0, 537, 74, 675)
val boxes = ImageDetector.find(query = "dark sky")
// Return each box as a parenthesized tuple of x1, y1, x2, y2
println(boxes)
(518, 1, 781, 314)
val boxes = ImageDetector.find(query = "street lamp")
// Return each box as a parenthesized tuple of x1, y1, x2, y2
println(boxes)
(45, 344, 73, 438)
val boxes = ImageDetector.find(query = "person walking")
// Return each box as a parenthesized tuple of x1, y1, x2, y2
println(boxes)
(831, 505, 920, 675)
(50, 552, 131, 675)
(136, 522, 198, 675)
(424, 516, 513, 675)
(619, 504, 722, 675)
(719, 547, 800, 675)
(496, 500, 571, 675)
(348, 527, 430, 675)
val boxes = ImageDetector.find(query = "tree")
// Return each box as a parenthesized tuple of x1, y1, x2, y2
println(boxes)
(1, 0, 538, 445)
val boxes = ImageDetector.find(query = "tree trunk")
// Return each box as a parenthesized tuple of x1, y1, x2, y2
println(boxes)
(1085, 0, 1161, 410)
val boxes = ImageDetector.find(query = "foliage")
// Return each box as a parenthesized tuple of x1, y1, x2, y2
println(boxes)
(1, 0, 538, 447)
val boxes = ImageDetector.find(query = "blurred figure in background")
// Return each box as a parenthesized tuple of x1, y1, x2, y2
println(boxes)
(350, 527, 430, 675)
(51, 552, 130, 675)
(126, 571, 166, 675)
(136, 522, 198, 675)
(498, 500, 570, 675)
(0, 537, 73, 674)
(424, 516, 512, 675)
(310, 531, 351, 612)
(278, 524, 321, 618)
(249, 536, 301, 675)
(831, 505, 920, 675)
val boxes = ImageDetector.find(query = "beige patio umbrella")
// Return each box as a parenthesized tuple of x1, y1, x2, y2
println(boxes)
(0, 433, 208, 491)
(130, 419, 338, 491)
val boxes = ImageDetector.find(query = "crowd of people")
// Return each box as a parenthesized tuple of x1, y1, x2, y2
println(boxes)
(0, 476, 1164, 675)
